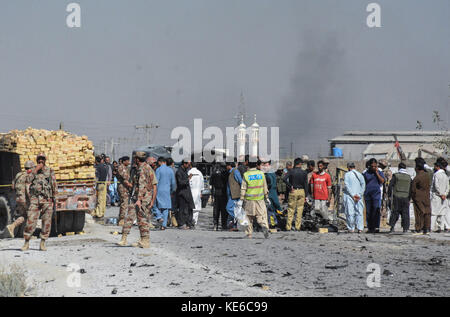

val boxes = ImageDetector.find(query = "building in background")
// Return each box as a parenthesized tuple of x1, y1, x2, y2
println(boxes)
(329, 131, 448, 161)
(250, 115, 260, 157)
(237, 115, 247, 158)
(236, 114, 260, 159)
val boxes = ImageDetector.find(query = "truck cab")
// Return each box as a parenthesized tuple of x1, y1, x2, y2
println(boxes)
(0, 152, 20, 237)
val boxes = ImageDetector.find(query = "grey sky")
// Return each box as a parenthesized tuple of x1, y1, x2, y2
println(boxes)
(0, 0, 449, 159)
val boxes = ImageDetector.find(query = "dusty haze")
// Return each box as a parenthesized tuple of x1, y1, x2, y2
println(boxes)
(0, 0, 449, 158)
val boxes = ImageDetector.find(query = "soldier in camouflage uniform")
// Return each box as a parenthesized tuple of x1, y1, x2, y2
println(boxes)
(301, 155, 309, 171)
(116, 156, 132, 226)
(118, 152, 157, 248)
(5, 161, 35, 238)
(21, 153, 57, 251)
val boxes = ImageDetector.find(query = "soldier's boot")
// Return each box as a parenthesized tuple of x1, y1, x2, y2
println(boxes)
(6, 224, 15, 238)
(39, 239, 47, 251)
(117, 234, 128, 246)
(21, 239, 30, 251)
(6, 217, 25, 238)
(131, 236, 150, 249)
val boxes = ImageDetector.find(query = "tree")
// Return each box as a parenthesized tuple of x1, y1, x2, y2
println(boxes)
(417, 110, 449, 156)
(416, 86, 450, 156)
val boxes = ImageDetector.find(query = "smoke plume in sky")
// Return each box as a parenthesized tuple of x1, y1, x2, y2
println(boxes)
(0, 0, 449, 158)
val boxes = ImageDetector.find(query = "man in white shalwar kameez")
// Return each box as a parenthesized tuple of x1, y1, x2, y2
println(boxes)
(188, 162, 204, 226)
(343, 162, 366, 233)
(431, 160, 450, 232)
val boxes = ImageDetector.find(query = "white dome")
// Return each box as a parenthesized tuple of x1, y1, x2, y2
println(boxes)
(251, 114, 259, 128)
(237, 114, 246, 129)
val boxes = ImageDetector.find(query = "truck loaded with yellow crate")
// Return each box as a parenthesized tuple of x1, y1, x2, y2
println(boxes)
(0, 128, 97, 237)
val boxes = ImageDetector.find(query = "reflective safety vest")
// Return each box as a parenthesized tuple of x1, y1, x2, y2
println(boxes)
(393, 173, 411, 199)
(243, 170, 265, 201)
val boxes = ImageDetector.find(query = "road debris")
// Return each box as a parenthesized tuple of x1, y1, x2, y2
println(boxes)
(325, 262, 348, 270)
(382, 270, 394, 277)
(428, 257, 444, 266)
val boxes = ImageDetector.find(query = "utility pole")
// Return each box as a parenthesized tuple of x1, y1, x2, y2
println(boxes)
(110, 138, 120, 161)
(135, 123, 160, 145)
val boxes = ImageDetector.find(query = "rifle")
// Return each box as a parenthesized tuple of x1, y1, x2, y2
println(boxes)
(52, 196, 58, 235)
(128, 166, 137, 205)
(128, 183, 136, 205)
(50, 178, 58, 235)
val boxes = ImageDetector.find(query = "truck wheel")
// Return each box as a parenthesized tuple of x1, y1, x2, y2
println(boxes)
(51, 211, 75, 235)
(50, 211, 60, 237)
(0, 196, 11, 237)
(61, 211, 74, 233)
(72, 211, 85, 233)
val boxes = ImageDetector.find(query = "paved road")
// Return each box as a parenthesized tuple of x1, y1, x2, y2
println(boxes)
(0, 206, 449, 297)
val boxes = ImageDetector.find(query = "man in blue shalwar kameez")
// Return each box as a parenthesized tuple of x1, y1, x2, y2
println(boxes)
(226, 161, 243, 230)
(154, 157, 176, 230)
(343, 162, 366, 233)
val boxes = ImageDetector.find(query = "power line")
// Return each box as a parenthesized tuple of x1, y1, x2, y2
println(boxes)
(135, 123, 160, 145)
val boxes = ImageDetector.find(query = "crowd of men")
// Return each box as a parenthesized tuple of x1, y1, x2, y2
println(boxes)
(7, 151, 449, 251)
(344, 157, 450, 235)
(95, 153, 208, 248)
(211, 155, 450, 236)
(209, 156, 272, 238)
(208, 155, 335, 236)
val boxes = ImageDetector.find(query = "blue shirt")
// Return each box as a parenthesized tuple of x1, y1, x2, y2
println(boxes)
(231, 168, 243, 185)
(226, 168, 243, 214)
(363, 170, 385, 200)
(155, 164, 176, 209)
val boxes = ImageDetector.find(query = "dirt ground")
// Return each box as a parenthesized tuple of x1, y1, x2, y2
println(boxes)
(0, 205, 449, 297)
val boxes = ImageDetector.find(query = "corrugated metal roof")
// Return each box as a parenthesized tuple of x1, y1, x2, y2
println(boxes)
(363, 143, 442, 160)
(329, 132, 446, 143)
(341, 130, 448, 136)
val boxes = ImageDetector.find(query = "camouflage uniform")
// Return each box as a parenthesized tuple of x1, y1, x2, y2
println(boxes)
(4, 169, 32, 238)
(24, 166, 57, 240)
(116, 164, 131, 223)
(122, 162, 156, 239)
(12, 171, 30, 218)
